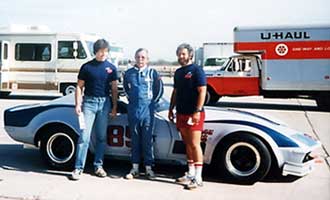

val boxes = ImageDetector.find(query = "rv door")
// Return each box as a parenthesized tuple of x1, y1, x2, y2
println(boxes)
(0, 41, 10, 91)
(0, 41, 9, 69)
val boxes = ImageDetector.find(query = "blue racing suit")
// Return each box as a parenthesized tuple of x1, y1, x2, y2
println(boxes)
(123, 66, 163, 166)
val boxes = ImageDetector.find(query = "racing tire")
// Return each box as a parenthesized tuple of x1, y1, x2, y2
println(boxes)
(40, 127, 78, 170)
(205, 90, 220, 105)
(214, 133, 272, 184)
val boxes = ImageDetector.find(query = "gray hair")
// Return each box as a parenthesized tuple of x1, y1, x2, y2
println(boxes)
(176, 43, 194, 59)
(135, 48, 149, 58)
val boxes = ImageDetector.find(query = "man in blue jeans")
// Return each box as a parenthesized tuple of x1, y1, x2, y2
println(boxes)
(123, 48, 163, 180)
(70, 39, 118, 180)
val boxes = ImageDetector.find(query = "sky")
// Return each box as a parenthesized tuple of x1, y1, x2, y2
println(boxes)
(0, 0, 329, 61)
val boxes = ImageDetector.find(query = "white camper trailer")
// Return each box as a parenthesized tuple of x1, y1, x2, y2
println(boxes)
(0, 25, 122, 96)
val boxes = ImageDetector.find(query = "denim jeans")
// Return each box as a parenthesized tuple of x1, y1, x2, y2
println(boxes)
(75, 96, 110, 170)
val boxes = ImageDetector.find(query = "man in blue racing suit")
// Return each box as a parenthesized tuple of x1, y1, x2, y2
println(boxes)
(123, 48, 163, 180)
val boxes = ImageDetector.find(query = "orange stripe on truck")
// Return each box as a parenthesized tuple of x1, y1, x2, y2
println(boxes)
(234, 41, 330, 60)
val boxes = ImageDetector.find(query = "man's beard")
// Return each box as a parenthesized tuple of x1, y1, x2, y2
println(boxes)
(178, 57, 190, 66)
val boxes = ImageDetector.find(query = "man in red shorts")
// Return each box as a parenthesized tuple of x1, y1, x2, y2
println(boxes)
(168, 43, 207, 190)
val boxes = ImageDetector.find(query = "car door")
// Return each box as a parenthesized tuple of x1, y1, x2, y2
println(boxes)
(89, 101, 131, 158)
(221, 56, 260, 95)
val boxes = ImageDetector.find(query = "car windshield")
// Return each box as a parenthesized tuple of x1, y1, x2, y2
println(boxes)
(155, 98, 170, 112)
(114, 97, 170, 114)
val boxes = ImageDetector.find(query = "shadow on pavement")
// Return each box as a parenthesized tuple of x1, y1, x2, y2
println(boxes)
(0, 144, 66, 177)
(0, 144, 300, 185)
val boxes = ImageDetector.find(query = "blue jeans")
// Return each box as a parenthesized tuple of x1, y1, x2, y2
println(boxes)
(75, 96, 110, 170)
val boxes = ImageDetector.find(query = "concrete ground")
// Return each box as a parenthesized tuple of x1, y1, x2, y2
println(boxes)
(0, 85, 329, 200)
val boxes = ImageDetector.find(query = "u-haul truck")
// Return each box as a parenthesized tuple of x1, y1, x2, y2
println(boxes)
(0, 25, 122, 96)
(206, 25, 330, 110)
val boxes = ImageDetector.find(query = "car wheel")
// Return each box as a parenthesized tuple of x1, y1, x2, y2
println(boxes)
(214, 133, 272, 183)
(205, 90, 220, 105)
(40, 127, 77, 170)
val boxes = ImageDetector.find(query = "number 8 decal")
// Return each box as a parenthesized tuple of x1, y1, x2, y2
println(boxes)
(107, 125, 131, 147)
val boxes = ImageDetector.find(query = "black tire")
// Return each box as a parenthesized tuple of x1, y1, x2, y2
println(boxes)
(0, 91, 11, 98)
(61, 84, 76, 96)
(213, 133, 272, 183)
(40, 127, 78, 170)
(316, 93, 330, 111)
(205, 90, 220, 105)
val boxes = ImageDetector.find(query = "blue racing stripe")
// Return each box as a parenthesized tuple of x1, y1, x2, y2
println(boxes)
(4, 104, 75, 127)
(205, 120, 299, 148)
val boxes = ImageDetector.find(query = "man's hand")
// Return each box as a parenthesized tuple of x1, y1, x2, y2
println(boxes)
(75, 105, 82, 116)
(168, 109, 175, 122)
(75, 79, 84, 116)
(192, 112, 201, 124)
(110, 107, 117, 119)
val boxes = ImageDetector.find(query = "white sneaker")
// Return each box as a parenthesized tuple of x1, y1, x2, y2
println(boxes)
(146, 169, 156, 180)
(185, 178, 203, 190)
(175, 172, 194, 184)
(125, 168, 139, 180)
(94, 167, 107, 178)
(70, 169, 83, 181)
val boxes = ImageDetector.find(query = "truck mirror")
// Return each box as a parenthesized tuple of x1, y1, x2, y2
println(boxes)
(73, 41, 78, 50)
(73, 51, 78, 58)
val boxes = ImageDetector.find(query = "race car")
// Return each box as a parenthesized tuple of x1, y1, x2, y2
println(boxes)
(4, 94, 321, 183)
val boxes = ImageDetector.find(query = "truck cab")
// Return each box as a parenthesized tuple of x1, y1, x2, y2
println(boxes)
(206, 55, 261, 104)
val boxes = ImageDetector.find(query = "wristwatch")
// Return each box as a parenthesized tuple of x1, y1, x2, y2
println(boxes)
(195, 108, 203, 113)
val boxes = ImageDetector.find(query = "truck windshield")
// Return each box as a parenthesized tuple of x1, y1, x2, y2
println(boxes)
(204, 58, 228, 66)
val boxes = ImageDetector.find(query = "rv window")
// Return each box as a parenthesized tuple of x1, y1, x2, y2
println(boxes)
(15, 43, 51, 61)
(58, 41, 87, 59)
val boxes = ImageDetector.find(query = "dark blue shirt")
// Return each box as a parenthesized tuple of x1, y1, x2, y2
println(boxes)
(78, 59, 118, 97)
(174, 64, 206, 114)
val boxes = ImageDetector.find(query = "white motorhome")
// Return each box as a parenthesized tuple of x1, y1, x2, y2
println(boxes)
(0, 25, 122, 96)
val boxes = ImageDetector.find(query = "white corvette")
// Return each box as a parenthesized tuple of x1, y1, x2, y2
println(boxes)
(4, 94, 321, 183)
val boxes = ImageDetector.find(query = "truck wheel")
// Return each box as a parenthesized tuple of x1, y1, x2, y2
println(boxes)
(40, 127, 77, 170)
(316, 94, 330, 111)
(213, 133, 272, 184)
(62, 84, 76, 96)
(205, 90, 220, 105)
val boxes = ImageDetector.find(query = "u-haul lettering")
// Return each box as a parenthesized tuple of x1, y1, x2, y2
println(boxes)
(261, 31, 311, 40)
